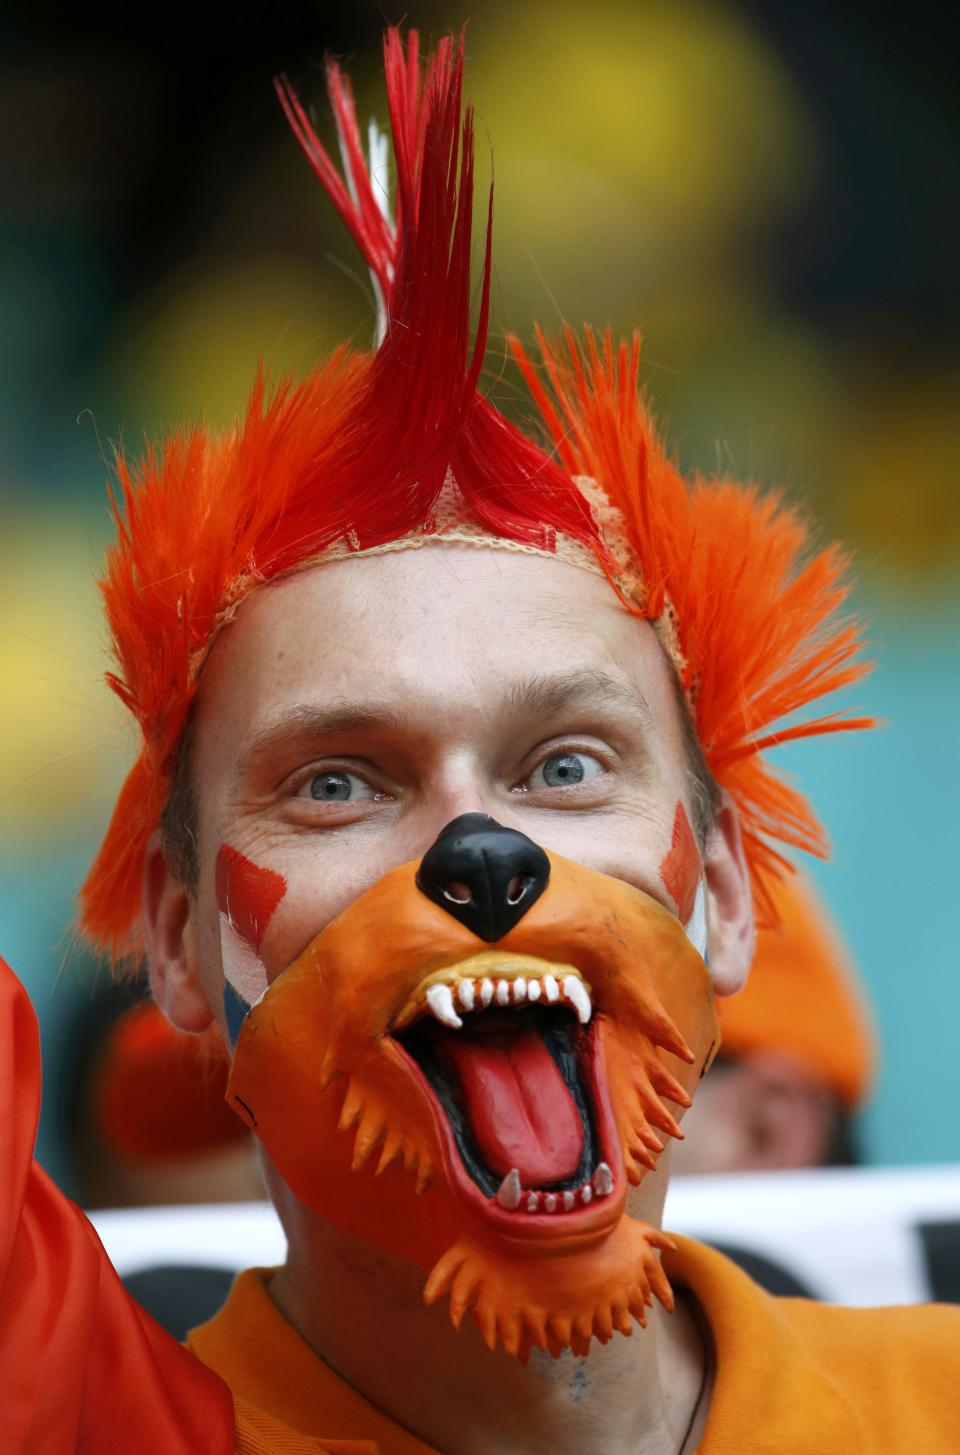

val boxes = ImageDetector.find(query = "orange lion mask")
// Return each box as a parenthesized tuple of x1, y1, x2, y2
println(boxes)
(227, 814, 718, 1362)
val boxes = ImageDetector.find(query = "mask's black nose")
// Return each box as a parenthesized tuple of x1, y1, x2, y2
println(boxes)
(416, 813, 550, 942)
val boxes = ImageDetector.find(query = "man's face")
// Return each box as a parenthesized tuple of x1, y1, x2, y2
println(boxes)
(142, 542, 753, 1357)
(176, 545, 741, 1021)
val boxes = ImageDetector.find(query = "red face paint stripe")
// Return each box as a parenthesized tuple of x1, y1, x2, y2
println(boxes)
(215, 846, 287, 953)
(658, 802, 699, 925)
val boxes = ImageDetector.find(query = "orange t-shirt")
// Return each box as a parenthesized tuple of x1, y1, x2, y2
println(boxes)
(189, 1238, 960, 1454)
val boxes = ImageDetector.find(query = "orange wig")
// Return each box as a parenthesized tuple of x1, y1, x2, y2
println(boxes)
(79, 27, 870, 960)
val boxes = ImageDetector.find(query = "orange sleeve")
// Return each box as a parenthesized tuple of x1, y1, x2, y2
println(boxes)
(0, 956, 235, 1453)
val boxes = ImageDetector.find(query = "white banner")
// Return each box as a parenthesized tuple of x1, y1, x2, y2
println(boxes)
(90, 1163, 960, 1312)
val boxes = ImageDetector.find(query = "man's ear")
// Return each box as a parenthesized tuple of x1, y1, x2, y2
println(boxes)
(703, 792, 755, 996)
(142, 832, 214, 1032)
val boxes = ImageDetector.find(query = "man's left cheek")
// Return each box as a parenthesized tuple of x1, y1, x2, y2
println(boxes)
(215, 844, 288, 1039)
(659, 801, 708, 960)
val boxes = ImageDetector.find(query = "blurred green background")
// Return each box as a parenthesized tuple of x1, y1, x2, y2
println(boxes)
(1, 0, 957, 1194)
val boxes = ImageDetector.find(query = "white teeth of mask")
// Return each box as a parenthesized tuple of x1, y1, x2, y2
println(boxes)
(498, 1173, 611, 1214)
(424, 972, 591, 1027)
(426, 982, 463, 1029)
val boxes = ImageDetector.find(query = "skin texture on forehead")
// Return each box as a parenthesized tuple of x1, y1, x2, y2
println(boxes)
(174, 543, 744, 1026)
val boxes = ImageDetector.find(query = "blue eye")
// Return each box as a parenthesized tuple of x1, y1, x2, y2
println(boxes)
(303, 771, 377, 802)
(528, 752, 604, 790)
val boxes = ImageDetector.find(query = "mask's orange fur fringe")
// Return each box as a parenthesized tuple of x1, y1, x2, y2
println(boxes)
(618, 1053, 692, 1184)
(423, 1220, 677, 1360)
(338, 1072, 435, 1195)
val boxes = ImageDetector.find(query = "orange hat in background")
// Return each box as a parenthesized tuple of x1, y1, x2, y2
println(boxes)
(92, 1001, 248, 1163)
(717, 873, 877, 1110)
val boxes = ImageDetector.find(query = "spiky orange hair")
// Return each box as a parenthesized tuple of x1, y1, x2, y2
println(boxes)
(79, 27, 870, 959)
(509, 327, 873, 916)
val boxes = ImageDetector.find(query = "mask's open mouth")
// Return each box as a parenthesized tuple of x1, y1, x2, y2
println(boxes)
(391, 955, 623, 1240)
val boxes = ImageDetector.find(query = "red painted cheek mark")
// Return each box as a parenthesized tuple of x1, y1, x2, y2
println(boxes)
(215, 845, 287, 952)
(658, 801, 699, 924)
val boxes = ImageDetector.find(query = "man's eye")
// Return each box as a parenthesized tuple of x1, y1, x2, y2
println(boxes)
(298, 771, 378, 802)
(526, 752, 604, 790)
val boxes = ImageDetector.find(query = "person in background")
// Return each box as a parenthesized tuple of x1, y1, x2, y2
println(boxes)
(81, 995, 259, 1207)
(672, 872, 876, 1175)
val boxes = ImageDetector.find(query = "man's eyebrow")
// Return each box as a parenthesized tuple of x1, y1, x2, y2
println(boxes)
(506, 668, 655, 728)
(234, 700, 408, 784)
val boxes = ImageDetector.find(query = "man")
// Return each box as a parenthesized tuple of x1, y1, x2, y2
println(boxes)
(3, 27, 958, 1455)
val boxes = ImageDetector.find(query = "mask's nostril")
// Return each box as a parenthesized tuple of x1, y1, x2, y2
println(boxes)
(506, 874, 527, 906)
(443, 881, 473, 905)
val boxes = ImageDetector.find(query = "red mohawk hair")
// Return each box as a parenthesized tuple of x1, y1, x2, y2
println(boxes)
(80, 28, 595, 960)
(79, 27, 870, 960)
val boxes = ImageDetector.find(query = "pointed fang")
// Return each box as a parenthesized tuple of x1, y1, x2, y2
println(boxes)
(563, 975, 592, 1025)
(426, 982, 462, 1029)
(594, 1162, 613, 1197)
(496, 1167, 522, 1211)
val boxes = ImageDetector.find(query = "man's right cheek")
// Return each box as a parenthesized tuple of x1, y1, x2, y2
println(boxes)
(215, 844, 288, 1038)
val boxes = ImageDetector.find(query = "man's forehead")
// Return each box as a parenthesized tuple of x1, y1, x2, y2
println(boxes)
(251, 540, 625, 629)
(196, 547, 674, 751)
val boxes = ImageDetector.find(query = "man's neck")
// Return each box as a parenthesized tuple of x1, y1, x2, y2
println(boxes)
(267, 1169, 709, 1455)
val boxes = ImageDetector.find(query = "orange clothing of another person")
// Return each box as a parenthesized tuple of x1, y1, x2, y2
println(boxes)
(188, 1243, 960, 1454)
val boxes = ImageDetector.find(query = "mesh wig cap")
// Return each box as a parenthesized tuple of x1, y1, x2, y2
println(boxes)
(79, 28, 871, 961)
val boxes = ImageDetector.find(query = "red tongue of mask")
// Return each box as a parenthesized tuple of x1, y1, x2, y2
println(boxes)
(435, 1025, 584, 1186)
